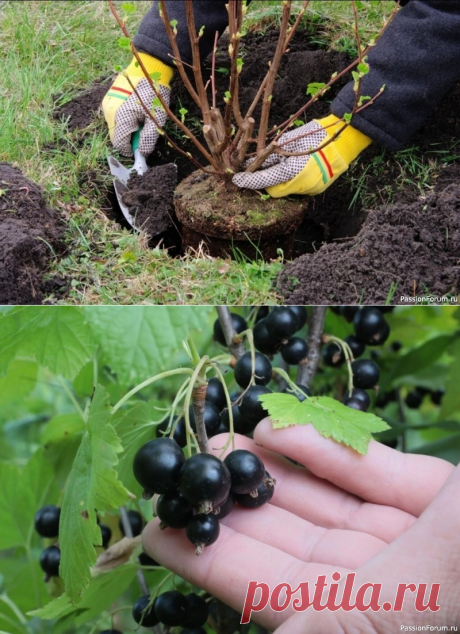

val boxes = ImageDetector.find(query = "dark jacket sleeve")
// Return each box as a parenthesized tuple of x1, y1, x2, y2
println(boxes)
(331, 0, 460, 150)
(133, 1, 230, 66)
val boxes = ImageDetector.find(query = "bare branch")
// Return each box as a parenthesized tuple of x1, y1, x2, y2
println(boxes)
(297, 307, 327, 387)
(215, 306, 245, 359)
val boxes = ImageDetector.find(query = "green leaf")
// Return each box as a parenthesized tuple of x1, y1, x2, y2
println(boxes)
(149, 71, 162, 82)
(0, 360, 38, 405)
(83, 307, 211, 384)
(439, 338, 460, 420)
(410, 432, 460, 464)
(357, 61, 369, 75)
(59, 386, 130, 605)
(385, 334, 455, 385)
(0, 307, 95, 380)
(343, 113, 352, 124)
(258, 393, 389, 455)
(41, 413, 85, 444)
(121, 2, 136, 13)
(117, 36, 131, 50)
(306, 82, 326, 97)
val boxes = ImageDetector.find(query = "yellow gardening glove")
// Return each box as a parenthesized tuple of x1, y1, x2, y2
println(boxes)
(232, 114, 372, 197)
(102, 53, 174, 156)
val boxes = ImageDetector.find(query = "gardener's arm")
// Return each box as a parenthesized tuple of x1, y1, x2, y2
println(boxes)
(102, 1, 231, 156)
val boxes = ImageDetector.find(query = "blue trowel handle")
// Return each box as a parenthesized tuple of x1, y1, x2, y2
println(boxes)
(132, 128, 148, 175)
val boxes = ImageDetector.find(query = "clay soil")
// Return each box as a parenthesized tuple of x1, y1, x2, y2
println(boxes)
(50, 26, 460, 304)
(0, 163, 65, 305)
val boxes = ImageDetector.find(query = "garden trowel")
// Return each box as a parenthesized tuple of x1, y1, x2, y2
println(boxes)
(107, 128, 147, 229)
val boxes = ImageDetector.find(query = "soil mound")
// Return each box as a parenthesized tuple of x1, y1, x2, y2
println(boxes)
(0, 163, 64, 304)
(278, 170, 460, 304)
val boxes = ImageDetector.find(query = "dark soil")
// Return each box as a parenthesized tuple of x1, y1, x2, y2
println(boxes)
(0, 163, 65, 304)
(54, 77, 113, 132)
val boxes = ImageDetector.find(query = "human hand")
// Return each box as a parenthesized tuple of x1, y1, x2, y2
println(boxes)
(142, 419, 458, 632)
(232, 115, 371, 198)
(102, 53, 173, 157)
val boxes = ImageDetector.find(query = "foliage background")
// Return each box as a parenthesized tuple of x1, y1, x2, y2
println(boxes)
(0, 305, 459, 633)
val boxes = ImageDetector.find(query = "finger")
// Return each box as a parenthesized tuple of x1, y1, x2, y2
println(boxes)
(143, 517, 350, 630)
(113, 111, 139, 157)
(254, 418, 454, 517)
(210, 434, 415, 543)
(221, 501, 386, 568)
(232, 156, 308, 190)
(139, 118, 159, 156)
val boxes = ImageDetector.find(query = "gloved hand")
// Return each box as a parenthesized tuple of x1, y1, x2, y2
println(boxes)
(102, 53, 174, 157)
(232, 114, 372, 197)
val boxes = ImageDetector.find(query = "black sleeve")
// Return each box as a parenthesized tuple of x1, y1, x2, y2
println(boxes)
(133, 1, 230, 67)
(331, 0, 460, 150)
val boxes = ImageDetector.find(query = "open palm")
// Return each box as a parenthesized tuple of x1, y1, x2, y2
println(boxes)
(143, 419, 459, 632)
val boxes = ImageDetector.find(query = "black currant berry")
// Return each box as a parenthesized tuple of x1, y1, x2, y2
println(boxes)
(343, 388, 370, 410)
(179, 454, 231, 508)
(234, 351, 272, 388)
(205, 377, 226, 410)
(181, 629, 206, 634)
(34, 505, 61, 538)
(255, 306, 269, 322)
(344, 334, 365, 359)
(156, 490, 194, 529)
(190, 402, 221, 437)
(133, 437, 185, 497)
(265, 307, 298, 340)
(119, 510, 144, 537)
(339, 306, 359, 322)
(376, 389, 397, 408)
(380, 437, 398, 449)
(431, 389, 445, 406)
(253, 319, 281, 356)
(100, 630, 123, 634)
(235, 471, 275, 508)
(99, 523, 111, 548)
(213, 313, 247, 347)
(224, 450, 265, 495)
(214, 492, 235, 520)
(182, 593, 209, 628)
(282, 384, 312, 402)
(287, 306, 307, 331)
(132, 595, 159, 627)
(154, 590, 187, 626)
(351, 359, 380, 389)
(221, 404, 256, 435)
(343, 397, 368, 412)
(322, 342, 344, 367)
(39, 545, 60, 577)
(158, 416, 187, 448)
(390, 341, 402, 352)
(239, 385, 272, 424)
(353, 307, 390, 346)
(281, 337, 308, 365)
(405, 390, 423, 409)
(138, 551, 160, 567)
(186, 514, 220, 553)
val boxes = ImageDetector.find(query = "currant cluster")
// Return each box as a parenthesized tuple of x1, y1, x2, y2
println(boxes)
(133, 439, 275, 554)
(132, 590, 209, 631)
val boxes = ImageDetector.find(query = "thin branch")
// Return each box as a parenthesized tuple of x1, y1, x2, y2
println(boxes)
(211, 30, 219, 111)
(185, 0, 212, 124)
(216, 306, 245, 359)
(192, 384, 209, 454)
(119, 507, 150, 596)
(297, 307, 327, 387)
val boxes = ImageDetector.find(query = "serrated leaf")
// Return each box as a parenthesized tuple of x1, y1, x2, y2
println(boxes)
(0, 307, 95, 380)
(258, 393, 389, 455)
(84, 306, 212, 384)
(385, 334, 455, 385)
(0, 360, 38, 405)
(41, 413, 85, 444)
(59, 386, 130, 605)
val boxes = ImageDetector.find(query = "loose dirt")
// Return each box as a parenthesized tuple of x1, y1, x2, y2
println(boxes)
(0, 163, 64, 304)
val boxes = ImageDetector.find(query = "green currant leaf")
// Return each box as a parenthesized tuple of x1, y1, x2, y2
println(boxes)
(117, 36, 131, 50)
(121, 2, 136, 14)
(306, 82, 326, 97)
(59, 386, 130, 605)
(258, 393, 389, 455)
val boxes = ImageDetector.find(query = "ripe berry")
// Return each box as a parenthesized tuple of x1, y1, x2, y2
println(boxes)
(255, 306, 269, 322)
(287, 306, 307, 331)
(119, 510, 144, 537)
(157, 416, 186, 448)
(138, 552, 160, 566)
(39, 546, 60, 577)
(213, 313, 247, 347)
(353, 308, 390, 346)
(34, 505, 61, 538)
(281, 337, 308, 365)
(380, 437, 398, 449)
(154, 590, 187, 626)
(133, 437, 185, 497)
(215, 492, 234, 519)
(156, 490, 194, 529)
(179, 454, 231, 508)
(182, 593, 209, 628)
(431, 389, 445, 405)
(99, 523, 111, 548)
(100, 630, 123, 634)
(205, 378, 226, 410)
(132, 595, 159, 627)
(265, 307, 298, 339)
(234, 351, 272, 388)
(186, 514, 220, 553)
(339, 306, 359, 322)
(322, 342, 344, 367)
(224, 450, 265, 495)
(239, 385, 271, 424)
(190, 402, 221, 437)
(343, 388, 370, 410)
(221, 404, 256, 435)
(235, 472, 275, 508)
(405, 390, 423, 409)
(351, 359, 380, 389)
(343, 397, 368, 412)
(253, 318, 281, 355)
(376, 389, 397, 408)
(344, 334, 365, 359)
(390, 341, 402, 352)
(282, 384, 312, 401)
